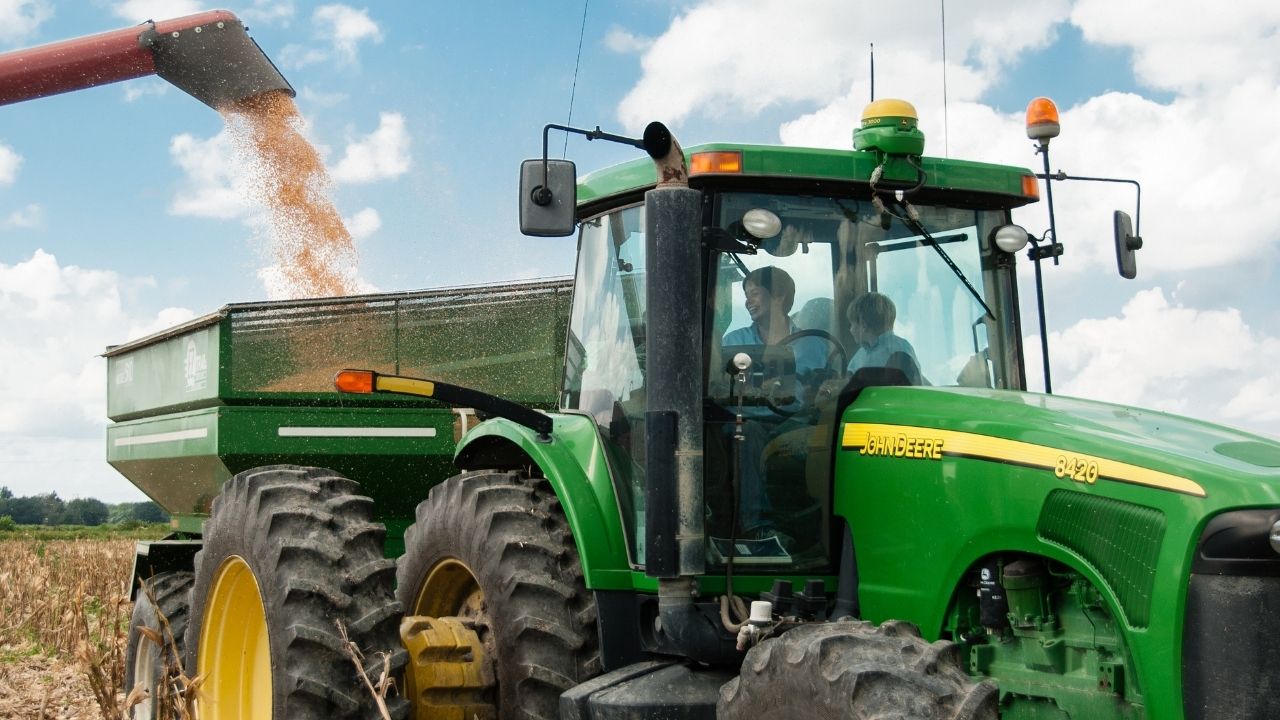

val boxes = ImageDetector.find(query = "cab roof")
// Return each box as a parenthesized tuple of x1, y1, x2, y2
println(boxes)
(577, 142, 1039, 213)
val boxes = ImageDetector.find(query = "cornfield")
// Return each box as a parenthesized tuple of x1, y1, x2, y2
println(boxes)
(0, 533, 391, 719)
(0, 538, 132, 719)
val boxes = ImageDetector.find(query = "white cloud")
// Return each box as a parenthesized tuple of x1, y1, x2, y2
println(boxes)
(330, 112, 410, 184)
(0, 249, 189, 502)
(604, 26, 651, 54)
(344, 207, 381, 241)
(622, 1, 1280, 280)
(280, 3, 381, 69)
(279, 44, 329, 69)
(0, 0, 52, 46)
(4, 203, 42, 228)
(1071, 0, 1280, 95)
(0, 144, 21, 185)
(0, 249, 194, 437)
(168, 128, 253, 219)
(315, 4, 380, 63)
(0, 436, 147, 503)
(1029, 288, 1280, 437)
(239, 0, 295, 25)
(615, 0, 1067, 132)
(111, 0, 202, 22)
(300, 86, 349, 108)
(123, 79, 170, 102)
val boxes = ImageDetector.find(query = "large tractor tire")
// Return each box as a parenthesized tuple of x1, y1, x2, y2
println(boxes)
(719, 620, 998, 719)
(396, 470, 600, 720)
(125, 571, 193, 719)
(183, 465, 409, 719)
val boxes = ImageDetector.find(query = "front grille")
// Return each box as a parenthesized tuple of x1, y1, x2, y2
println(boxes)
(1183, 574, 1280, 719)
(1183, 508, 1280, 720)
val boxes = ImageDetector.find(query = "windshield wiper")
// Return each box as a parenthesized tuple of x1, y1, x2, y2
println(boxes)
(888, 200, 996, 322)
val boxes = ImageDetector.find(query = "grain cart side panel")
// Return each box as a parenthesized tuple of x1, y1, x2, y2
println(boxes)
(105, 279, 574, 552)
(106, 313, 224, 421)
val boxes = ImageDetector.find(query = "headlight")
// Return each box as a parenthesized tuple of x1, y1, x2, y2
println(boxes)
(1194, 509, 1280, 575)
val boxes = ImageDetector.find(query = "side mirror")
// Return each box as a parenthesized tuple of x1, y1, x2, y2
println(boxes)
(519, 159, 576, 237)
(1113, 210, 1142, 279)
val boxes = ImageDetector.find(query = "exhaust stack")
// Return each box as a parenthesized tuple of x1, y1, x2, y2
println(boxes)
(0, 10, 293, 110)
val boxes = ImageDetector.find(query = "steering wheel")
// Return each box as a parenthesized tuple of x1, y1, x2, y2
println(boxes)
(763, 329, 848, 416)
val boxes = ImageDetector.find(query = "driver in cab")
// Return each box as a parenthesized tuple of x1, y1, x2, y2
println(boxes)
(719, 266, 827, 542)
(722, 267, 827, 383)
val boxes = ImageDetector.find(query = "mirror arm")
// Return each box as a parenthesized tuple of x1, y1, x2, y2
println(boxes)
(537, 123, 645, 205)
(1036, 171, 1143, 238)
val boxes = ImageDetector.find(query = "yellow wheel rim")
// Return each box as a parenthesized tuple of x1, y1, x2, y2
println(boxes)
(414, 558, 484, 617)
(197, 556, 272, 718)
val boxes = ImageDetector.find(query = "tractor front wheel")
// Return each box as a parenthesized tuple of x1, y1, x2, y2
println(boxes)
(718, 620, 998, 719)
(396, 470, 600, 720)
(183, 465, 409, 719)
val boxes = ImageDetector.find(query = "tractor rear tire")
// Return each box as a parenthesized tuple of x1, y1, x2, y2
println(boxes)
(183, 465, 409, 719)
(396, 470, 600, 720)
(124, 571, 193, 720)
(718, 620, 998, 720)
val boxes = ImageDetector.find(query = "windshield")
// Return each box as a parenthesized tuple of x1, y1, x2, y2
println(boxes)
(712, 192, 1019, 390)
(705, 191, 1020, 570)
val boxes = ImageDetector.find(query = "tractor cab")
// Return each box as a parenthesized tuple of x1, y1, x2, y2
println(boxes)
(555, 110, 1038, 574)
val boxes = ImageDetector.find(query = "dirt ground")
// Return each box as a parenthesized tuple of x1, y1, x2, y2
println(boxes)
(0, 655, 112, 720)
(0, 537, 136, 719)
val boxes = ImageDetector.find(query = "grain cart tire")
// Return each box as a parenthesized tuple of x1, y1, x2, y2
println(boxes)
(719, 620, 998, 720)
(396, 470, 600, 720)
(183, 465, 409, 720)
(124, 571, 193, 720)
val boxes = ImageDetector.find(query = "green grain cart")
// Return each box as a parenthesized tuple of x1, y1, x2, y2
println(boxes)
(111, 100, 1280, 720)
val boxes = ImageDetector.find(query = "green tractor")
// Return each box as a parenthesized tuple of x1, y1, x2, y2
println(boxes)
(112, 98, 1280, 719)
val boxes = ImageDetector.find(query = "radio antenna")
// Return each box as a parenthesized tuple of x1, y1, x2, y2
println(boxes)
(870, 43, 875, 102)
(940, 0, 949, 156)
(562, 0, 590, 157)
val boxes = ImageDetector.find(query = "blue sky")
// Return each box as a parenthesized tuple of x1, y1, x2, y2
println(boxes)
(1, 0, 1278, 502)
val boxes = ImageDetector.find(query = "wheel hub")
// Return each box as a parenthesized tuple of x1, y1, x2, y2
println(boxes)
(402, 558, 496, 719)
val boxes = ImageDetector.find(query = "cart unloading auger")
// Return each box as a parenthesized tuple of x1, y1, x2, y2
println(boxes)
(0, 9, 292, 110)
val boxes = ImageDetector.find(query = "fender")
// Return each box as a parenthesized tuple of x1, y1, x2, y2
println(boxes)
(456, 413, 635, 591)
(128, 538, 202, 600)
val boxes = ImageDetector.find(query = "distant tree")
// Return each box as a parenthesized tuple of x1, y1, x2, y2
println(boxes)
(34, 492, 66, 524)
(109, 501, 170, 524)
(108, 503, 132, 524)
(131, 501, 169, 523)
(4, 497, 43, 525)
(64, 498, 110, 526)
(0, 486, 12, 499)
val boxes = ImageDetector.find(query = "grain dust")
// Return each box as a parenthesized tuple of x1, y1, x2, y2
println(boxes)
(223, 90, 358, 298)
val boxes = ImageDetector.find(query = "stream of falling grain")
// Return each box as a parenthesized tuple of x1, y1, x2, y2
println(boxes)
(222, 90, 358, 298)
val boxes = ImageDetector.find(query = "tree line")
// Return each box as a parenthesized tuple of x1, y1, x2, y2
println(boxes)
(0, 486, 168, 527)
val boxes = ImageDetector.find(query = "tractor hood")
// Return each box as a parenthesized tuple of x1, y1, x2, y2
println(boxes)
(845, 386, 1280, 504)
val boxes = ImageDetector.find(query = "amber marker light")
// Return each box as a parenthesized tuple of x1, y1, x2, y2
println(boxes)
(690, 151, 742, 175)
(334, 369, 375, 394)
(1025, 97, 1061, 143)
(1022, 174, 1040, 200)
